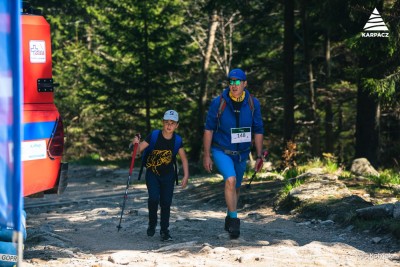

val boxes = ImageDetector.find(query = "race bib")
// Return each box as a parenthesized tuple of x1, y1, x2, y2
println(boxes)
(231, 127, 251, 143)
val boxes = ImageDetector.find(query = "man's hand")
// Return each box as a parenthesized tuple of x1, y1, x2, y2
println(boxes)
(203, 155, 213, 173)
(255, 150, 268, 172)
(255, 157, 263, 172)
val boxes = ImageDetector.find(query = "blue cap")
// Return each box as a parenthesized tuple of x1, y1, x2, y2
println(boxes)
(228, 68, 246, 80)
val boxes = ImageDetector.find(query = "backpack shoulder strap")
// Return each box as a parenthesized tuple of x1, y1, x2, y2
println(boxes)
(148, 130, 160, 152)
(217, 94, 226, 118)
(172, 133, 182, 186)
(216, 94, 226, 132)
(248, 94, 255, 117)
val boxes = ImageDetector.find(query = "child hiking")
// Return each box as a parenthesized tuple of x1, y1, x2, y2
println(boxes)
(133, 110, 189, 241)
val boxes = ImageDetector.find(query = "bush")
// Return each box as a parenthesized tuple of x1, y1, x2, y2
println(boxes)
(368, 169, 400, 187)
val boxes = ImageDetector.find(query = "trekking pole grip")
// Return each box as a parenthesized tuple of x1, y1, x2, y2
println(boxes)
(129, 133, 140, 175)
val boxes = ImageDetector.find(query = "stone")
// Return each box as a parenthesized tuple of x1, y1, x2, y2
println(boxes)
(356, 204, 394, 219)
(350, 158, 379, 177)
(393, 202, 400, 219)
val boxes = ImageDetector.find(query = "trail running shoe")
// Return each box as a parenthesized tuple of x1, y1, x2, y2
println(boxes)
(224, 216, 230, 231)
(160, 230, 173, 242)
(228, 218, 240, 239)
(147, 226, 155, 237)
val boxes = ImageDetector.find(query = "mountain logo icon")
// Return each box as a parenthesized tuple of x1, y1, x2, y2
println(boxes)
(361, 8, 389, 37)
(363, 8, 389, 31)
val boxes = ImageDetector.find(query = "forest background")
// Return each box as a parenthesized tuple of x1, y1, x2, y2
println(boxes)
(28, 0, 400, 172)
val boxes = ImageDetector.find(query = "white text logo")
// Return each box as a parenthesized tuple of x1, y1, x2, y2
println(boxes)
(361, 8, 389, 38)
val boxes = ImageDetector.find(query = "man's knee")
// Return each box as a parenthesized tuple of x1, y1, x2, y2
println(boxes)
(225, 176, 236, 189)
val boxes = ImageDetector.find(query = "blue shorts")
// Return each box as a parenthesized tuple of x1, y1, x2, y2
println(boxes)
(211, 148, 248, 188)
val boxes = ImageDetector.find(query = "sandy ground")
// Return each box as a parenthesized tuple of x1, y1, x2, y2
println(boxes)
(21, 165, 400, 267)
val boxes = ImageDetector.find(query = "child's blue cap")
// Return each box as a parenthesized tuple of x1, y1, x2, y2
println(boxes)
(163, 110, 179, 122)
(228, 68, 246, 81)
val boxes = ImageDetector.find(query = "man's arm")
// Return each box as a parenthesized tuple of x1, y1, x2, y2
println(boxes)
(203, 130, 213, 172)
(254, 133, 263, 172)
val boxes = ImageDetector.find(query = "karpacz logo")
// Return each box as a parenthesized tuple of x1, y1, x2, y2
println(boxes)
(361, 8, 389, 38)
(362, 32, 389, 37)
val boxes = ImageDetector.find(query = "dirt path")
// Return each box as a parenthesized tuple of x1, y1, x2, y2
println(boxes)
(22, 165, 400, 266)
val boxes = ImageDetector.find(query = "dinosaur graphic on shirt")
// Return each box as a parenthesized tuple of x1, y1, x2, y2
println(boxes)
(146, 150, 172, 175)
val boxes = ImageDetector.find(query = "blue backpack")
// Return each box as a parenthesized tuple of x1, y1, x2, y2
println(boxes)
(137, 129, 182, 185)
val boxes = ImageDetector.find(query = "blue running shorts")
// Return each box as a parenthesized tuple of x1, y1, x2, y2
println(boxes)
(211, 148, 248, 188)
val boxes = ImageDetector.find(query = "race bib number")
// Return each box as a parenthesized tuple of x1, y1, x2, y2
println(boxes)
(231, 127, 251, 143)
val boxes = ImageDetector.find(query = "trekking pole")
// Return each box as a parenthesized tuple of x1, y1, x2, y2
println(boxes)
(117, 134, 140, 232)
(246, 150, 268, 189)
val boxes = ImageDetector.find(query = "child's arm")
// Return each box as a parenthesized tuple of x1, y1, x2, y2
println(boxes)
(178, 147, 189, 188)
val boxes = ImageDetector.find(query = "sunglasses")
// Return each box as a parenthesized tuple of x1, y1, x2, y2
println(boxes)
(229, 80, 242, 86)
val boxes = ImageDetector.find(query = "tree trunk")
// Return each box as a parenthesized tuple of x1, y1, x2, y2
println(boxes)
(335, 106, 343, 162)
(191, 10, 219, 162)
(142, 2, 151, 133)
(283, 0, 295, 143)
(324, 31, 334, 153)
(301, 0, 319, 157)
(355, 83, 380, 167)
(324, 99, 334, 153)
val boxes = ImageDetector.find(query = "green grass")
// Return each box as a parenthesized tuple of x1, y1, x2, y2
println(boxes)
(303, 157, 324, 169)
(282, 167, 305, 180)
(274, 176, 305, 211)
(300, 156, 339, 174)
(368, 169, 400, 187)
(324, 159, 339, 173)
(338, 170, 352, 180)
(282, 179, 303, 194)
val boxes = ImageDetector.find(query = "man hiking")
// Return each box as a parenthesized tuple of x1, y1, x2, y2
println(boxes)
(202, 68, 264, 239)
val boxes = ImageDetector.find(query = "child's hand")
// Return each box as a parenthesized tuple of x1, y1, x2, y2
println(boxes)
(181, 176, 189, 189)
(129, 134, 141, 151)
(133, 134, 141, 144)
